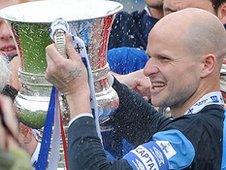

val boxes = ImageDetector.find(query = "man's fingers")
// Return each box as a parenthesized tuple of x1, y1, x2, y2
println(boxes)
(46, 44, 65, 65)
(65, 34, 81, 61)
(46, 34, 82, 65)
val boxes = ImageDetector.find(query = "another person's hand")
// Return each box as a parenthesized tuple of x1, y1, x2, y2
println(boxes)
(9, 55, 22, 91)
(112, 69, 145, 88)
(18, 123, 38, 156)
(0, 95, 18, 150)
(0, 95, 32, 170)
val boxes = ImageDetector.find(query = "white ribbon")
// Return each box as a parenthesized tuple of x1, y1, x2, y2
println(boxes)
(184, 91, 224, 115)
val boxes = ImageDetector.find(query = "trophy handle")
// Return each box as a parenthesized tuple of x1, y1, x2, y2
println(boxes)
(50, 18, 69, 57)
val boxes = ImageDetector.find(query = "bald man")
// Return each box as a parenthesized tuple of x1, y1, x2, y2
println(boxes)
(45, 8, 226, 169)
(162, 0, 226, 103)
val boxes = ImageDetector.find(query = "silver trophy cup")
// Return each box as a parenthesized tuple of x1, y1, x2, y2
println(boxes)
(0, 0, 122, 168)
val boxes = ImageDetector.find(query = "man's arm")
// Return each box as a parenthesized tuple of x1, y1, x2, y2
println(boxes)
(111, 78, 171, 145)
(45, 35, 171, 169)
(68, 116, 195, 170)
(68, 116, 133, 169)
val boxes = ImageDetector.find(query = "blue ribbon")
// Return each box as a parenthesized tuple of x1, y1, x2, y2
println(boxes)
(35, 86, 57, 170)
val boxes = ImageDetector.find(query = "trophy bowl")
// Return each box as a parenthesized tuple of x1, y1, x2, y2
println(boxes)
(0, 0, 123, 129)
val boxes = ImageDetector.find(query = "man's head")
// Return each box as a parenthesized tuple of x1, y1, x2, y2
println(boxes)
(145, 0, 163, 8)
(212, 0, 226, 12)
(213, 0, 226, 24)
(163, 0, 226, 24)
(145, 0, 163, 19)
(144, 8, 226, 115)
(0, 0, 28, 59)
(163, 0, 216, 16)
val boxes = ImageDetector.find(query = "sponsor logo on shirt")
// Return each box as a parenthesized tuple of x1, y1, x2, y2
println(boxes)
(152, 146, 165, 166)
(195, 99, 208, 106)
(156, 141, 176, 159)
(210, 95, 219, 103)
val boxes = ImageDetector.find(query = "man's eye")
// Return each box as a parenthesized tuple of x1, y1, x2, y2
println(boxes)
(159, 56, 170, 62)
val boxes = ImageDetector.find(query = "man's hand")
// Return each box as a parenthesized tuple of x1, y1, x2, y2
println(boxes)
(45, 34, 91, 118)
(113, 69, 152, 100)
(133, 76, 152, 100)
(45, 35, 89, 95)
(18, 123, 38, 156)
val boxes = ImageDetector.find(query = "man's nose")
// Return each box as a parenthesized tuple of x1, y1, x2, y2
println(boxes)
(0, 22, 13, 41)
(143, 60, 160, 77)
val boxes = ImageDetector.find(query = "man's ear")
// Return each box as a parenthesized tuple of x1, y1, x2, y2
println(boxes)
(200, 54, 216, 78)
(217, 3, 226, 25)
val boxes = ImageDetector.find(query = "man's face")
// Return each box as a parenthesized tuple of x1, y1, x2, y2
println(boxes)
(145, 0, 163, 8)
(0, 0, 21, 58)
(0, 19, 17, 58)
(163, 0, 215, 16)
(143, 27, 200, 108)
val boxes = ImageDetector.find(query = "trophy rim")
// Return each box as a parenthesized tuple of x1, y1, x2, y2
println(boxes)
(0, 0, 123, 23)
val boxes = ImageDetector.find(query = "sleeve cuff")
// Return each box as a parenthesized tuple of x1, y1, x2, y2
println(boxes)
(69, 113, 93, 127)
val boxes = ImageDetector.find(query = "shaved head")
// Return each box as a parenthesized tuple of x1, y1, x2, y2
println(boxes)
(150, 8, 226, 61)
(184, 10, 226, 57)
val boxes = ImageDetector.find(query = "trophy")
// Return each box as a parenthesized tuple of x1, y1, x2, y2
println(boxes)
(0, 0, 122, 169)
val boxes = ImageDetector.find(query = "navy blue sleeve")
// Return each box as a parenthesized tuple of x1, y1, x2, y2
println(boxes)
(68, 117, 133, 170)
(111, 78, 172, 145)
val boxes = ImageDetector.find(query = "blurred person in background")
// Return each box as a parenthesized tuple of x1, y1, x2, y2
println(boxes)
(108, 0, 163, 50)
(0, 0, 39, 168)
(107, 0, 163, 76)
(0, 56, 31, 170)
(0, 0, 27, 91)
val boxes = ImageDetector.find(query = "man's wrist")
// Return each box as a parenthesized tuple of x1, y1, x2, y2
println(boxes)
(66, 89, 91, 118)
